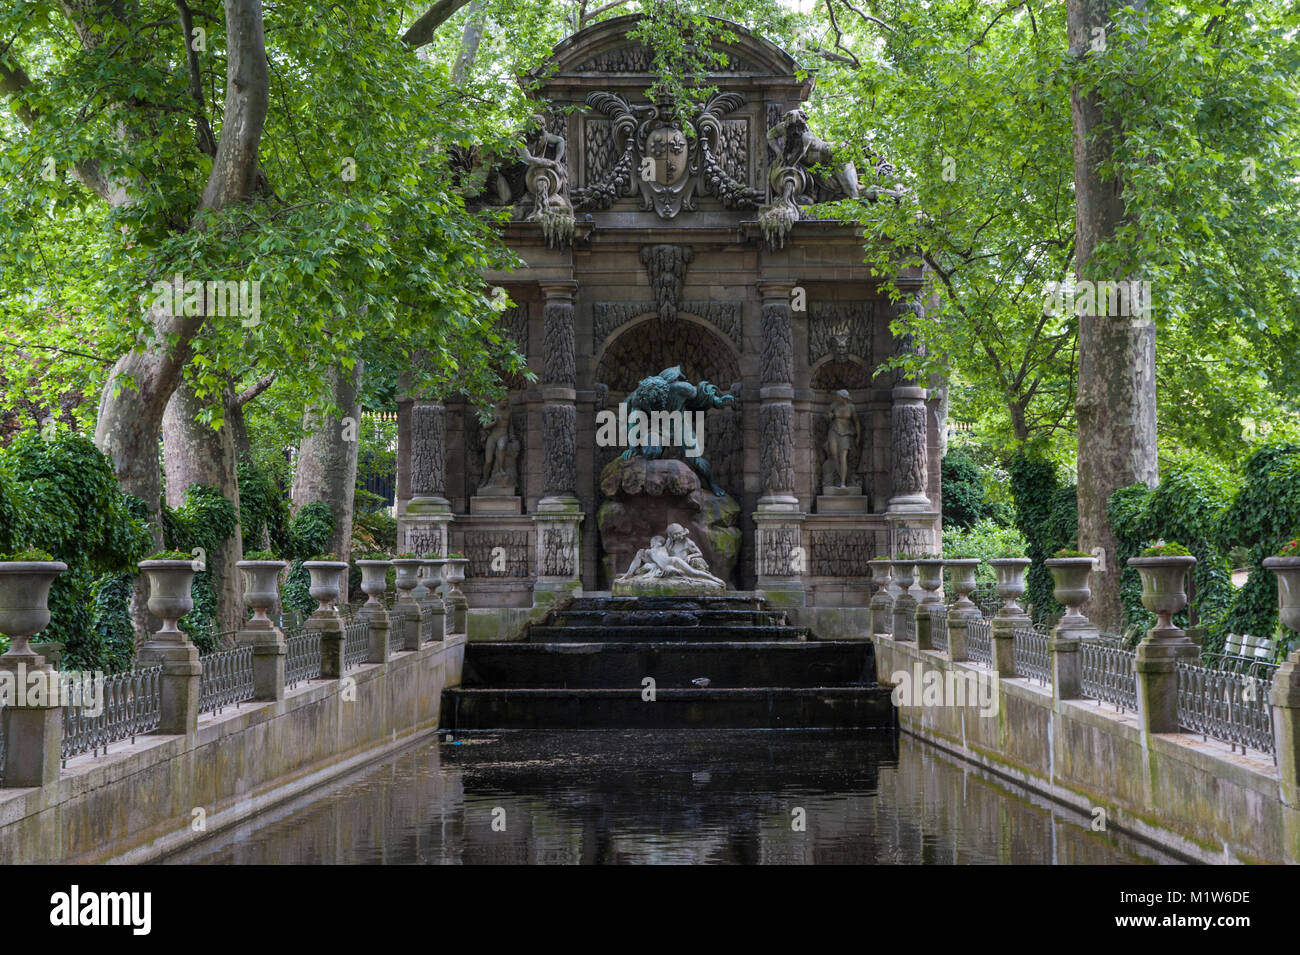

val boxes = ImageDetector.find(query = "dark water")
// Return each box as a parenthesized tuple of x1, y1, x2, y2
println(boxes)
(164, 730, 1184, 864)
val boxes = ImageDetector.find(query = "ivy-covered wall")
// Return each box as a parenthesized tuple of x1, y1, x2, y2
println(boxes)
(1008, 453, 1077, 623)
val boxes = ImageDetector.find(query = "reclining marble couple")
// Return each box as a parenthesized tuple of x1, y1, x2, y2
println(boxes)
(616, 522, 727, 590)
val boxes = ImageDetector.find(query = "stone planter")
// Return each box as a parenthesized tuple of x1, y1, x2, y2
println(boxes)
(1262, 556, 1300, 633)
(944, 559, 981, 617)
(869, 561, 892, 593)
(0, 560, 68, 663)
(139, 559, 196, 640)
(392, 559, 423, 603)
(1045, 557, 1095, 629)
(356, 560, 391, 610)
(441, 558, 469, 600)
(303, 561, 348, 615)
(987, 558, 1031, 618)
(889, 559, 915, 592)
(416, 558, 446, 600)
(1128, 555, 1197, 638)
(237, 559, 287, 628)
(914, 559, 945, 606)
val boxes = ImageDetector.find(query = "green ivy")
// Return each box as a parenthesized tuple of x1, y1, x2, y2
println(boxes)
(0, 433, 151, 668)
(237, 459, 290, 554)
(286, 502, 335, 560)
(1008, 452, 1076, 622)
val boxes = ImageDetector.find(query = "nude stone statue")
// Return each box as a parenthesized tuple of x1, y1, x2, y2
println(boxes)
(479, 398, 515, 492)
(824, 389, 860, 488)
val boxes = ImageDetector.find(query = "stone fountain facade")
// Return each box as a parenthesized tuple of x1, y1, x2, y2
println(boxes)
(394, 16, 944, 637)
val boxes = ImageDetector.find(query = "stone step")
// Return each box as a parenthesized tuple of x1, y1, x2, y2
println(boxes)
(564, 594, 766, 614)
(548, 609, 788, 628)
(441, 686, 896, 730)
(525, 625, 808, 643)
(462, 641, 874, 688)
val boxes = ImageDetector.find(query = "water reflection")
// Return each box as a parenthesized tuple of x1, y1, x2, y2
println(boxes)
(164, 730, 1184, 865)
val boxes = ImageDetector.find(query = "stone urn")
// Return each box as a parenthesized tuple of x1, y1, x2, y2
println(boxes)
(303, 560, 348, 615)
(1045, 556, 1095, 628)
(441, 558, 469, 600)
(869, 560, 892, 595)
(890, 559, 916, 593)
(1262, 556, 1300, 633)
(0, 559, 68, 663)
(392, 558, 423, 604)
(417, 557, 446, 600)
(237, 559, 287, 629)
(1128, 555, 1197, 638)
(356, 560, 391, 610)
(139, 559, 197, 640)
(987, 558, 1031, 618)
(914, 559, 945, 606)
(944, 559, 981, 617)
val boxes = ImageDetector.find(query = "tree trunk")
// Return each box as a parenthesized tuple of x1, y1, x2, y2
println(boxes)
(1069, 0, 1158, 632)
(162, 381, 245, 640)
(452, 1, 487, 83)
(291, 361, 365, 595)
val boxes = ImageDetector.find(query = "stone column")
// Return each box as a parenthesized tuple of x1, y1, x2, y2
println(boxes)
(534, 281, 584, 605)
(889, 385, 931, 512)
(403, 400, 454, 559)
(755, 281, 805, 606)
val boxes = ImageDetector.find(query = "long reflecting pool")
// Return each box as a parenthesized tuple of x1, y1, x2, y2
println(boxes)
(164, 730, 1185, 864)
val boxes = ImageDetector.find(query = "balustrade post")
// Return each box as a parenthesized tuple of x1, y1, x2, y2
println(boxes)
(914, 558, 944, 651)
(304, 560, 349, 678)
(869, 561, 894, 637)
(0, 665, 61, 787)
(392, 559, 425, 651)
(890, 560, 916, 642)
(136, 560, 200, 737)
(235, 559, 287, 702)
(1270, 659, 1300, 806)
(1045, 557, 1098, 701)
(1129, 555, 1199, 735)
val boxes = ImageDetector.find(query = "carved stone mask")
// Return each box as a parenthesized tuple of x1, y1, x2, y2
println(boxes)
(831, 331, 851, 362)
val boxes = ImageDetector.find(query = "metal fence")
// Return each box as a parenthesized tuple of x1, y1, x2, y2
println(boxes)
(285, 628, 322, 689)
(928, 606, 949, 653)
(419, 600, 441, 642)
(344, 617, 370, 669)
(198, 645, 255, 716)
(966, 616, 993, 667)
(972, 585, 1001, 619)
(61, 666, 162, 762)
(894, 608, 917, 642)
(1080, 635, 1138, 713)
(1177, 658, 1276, 758)
(1014, 626, 1051, 686)
(389, 610, 408, 654)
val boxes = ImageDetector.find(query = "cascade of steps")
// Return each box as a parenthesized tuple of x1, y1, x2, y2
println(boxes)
(443, 593, 895, 730)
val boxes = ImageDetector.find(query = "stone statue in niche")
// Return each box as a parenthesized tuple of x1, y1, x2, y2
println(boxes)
(616, 523, 727, 592)
(823, 390, 860, 489)
(478, 398, 518, 494)
(518, 114, 573, 247)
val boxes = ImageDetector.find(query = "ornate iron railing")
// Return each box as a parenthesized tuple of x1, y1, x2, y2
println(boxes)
(61, 666, 162, 762)
(389, 610, 408, 654)
(344, 617, 370, 669)
(1080, 635, 1138, 713)
(420, 601, 439, 642)
(198, 645, 255, 716)
(971, 585, 1001, 619)
(1014, 625, 1050, 686)
(928, 606, 949, 653)
(966, 617, 993, 667)
(285, 628, 322, 689)
(895, 610, 917, 642)
(1177, 658, 1276, 758)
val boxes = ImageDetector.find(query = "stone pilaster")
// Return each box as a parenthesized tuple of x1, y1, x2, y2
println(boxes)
(754, 281, 804, 605)
(534, 281, 583, 603)
(888, 385, 931, 512)
(402, 400, 454, 560)
(364, 607, 390, 666)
